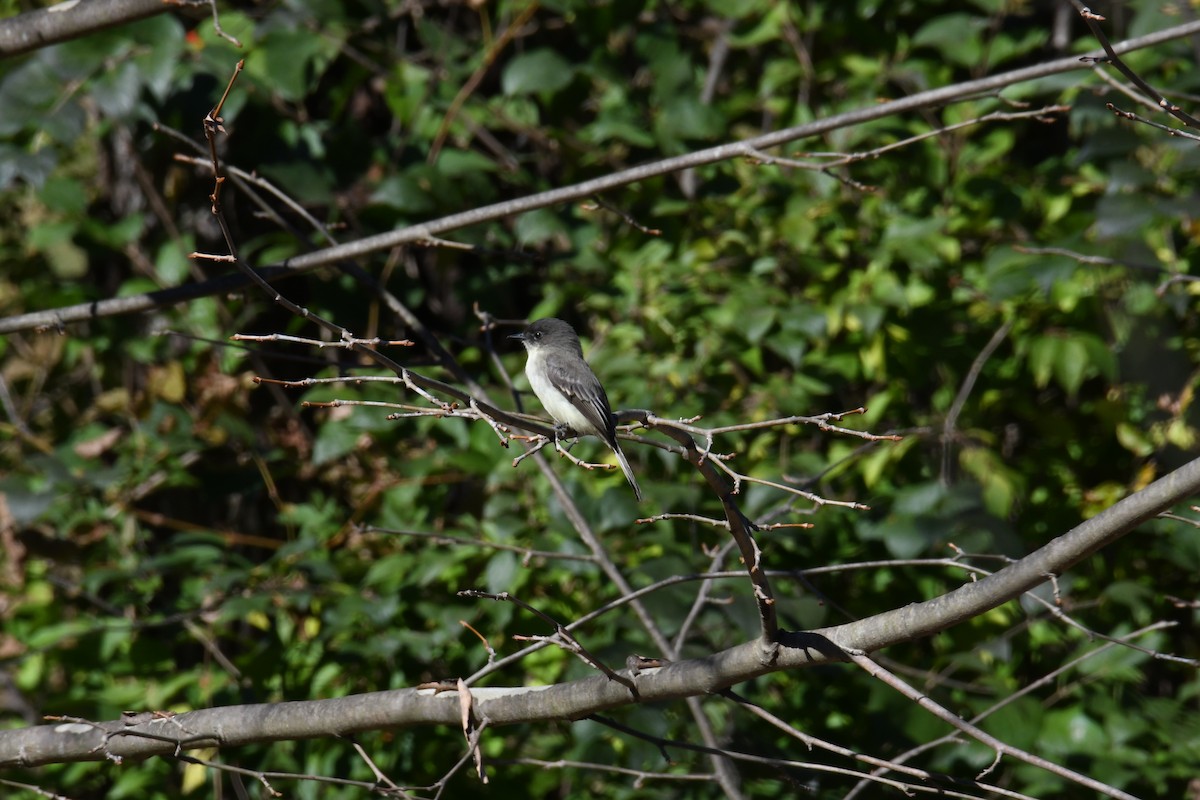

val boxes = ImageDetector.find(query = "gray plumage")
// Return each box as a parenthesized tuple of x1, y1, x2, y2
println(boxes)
(510, 318, 643, 501)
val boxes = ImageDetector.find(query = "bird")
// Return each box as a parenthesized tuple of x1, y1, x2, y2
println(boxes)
(509, 318, 643, 501)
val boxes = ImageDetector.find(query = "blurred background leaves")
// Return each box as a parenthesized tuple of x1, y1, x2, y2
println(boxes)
(1, 0, 1199, 797)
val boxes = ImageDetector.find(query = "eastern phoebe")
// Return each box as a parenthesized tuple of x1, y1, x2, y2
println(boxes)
(509, 318, 643, 501)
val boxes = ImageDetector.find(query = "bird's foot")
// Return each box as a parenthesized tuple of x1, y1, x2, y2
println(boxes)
(552, 424, 578, 454)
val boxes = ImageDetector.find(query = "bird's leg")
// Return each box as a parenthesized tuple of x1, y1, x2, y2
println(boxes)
(552, 424, 577, 455)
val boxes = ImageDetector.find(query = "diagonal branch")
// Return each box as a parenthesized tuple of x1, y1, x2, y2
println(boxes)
(0, 0, 171, 59)
(6, 19, 1200, 335)
(8, 452, 1192, 770)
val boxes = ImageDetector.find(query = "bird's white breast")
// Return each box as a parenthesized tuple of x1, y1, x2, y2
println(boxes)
(525, 349, 601, 437)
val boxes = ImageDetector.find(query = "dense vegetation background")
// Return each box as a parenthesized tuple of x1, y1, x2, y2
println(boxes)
(1, 0, 1199, 797)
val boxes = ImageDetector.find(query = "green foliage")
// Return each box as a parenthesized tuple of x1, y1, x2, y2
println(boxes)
(2, 0, 1199, 797)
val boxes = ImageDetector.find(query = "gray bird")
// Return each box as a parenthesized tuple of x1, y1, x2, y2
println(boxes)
(510, 318, 643, 501)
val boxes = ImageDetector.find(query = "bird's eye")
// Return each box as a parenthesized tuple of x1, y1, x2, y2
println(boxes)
(533, 332, 541, 339)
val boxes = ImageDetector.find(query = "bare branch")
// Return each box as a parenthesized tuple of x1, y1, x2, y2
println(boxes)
(941, 319, 1014, 483)
(0, 0, 170, 59)
(845, 652, 1136, 800)
(1072, 2, 1200, 128)
(8, 20, 1200, 335)
(7, 454, 1194, 777)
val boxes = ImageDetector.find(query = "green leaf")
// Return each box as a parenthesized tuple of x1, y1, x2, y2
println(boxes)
(1041, 709, 1108, 756)
(959, 446, 1019, 518)
(435, 148, 499, 177)
(90, 61, 142, 117)
(484, 550, 519, 593)
(370, 175, 436, 213)
(155, 239, 193, 285)
(502, 49, 574, 95)
(26, 619, 96, 650)
(514, 208, 569, 246)
(912, 13, 988, 67)
(250, 26, 340, 101)
(1028, 335, 1060, 390)
(312, 419, 361, 466)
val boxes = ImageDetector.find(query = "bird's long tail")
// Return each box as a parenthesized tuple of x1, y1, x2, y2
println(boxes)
(611, 441, 643, 502)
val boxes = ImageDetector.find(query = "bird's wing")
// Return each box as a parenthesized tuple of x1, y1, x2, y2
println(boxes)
(542, 350, 617, 442)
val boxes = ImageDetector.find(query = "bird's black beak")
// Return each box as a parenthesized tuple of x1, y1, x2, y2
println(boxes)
(508, 331, 526, 341)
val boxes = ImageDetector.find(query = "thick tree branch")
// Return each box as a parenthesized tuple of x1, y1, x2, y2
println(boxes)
(822, 456, 1200, 653)
(5, 456, 1196, 769)
(0, 0, 174, 59)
